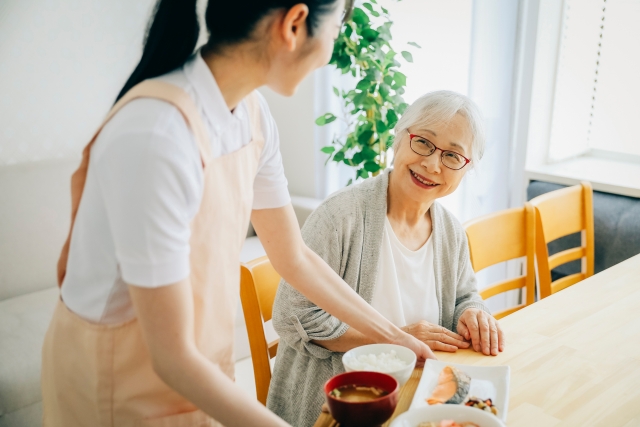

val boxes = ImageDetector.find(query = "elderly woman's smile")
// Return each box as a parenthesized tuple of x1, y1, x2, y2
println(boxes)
(394, 113, 474, 207)
(409, 169, 440, 187)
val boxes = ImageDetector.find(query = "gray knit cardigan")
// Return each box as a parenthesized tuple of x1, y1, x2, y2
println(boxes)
(266, 169, 489, 427)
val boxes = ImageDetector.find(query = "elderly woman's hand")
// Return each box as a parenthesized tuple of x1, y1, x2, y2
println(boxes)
(456, 309, 504, 356)
(400, 321, 470, 352)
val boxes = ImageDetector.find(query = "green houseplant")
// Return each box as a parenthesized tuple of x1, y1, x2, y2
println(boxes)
(315, 0, 418, 184)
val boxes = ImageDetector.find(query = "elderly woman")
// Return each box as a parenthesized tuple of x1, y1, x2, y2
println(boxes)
(267, 90, 504, 427)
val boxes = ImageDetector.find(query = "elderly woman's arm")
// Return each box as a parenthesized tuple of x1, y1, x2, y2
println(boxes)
(453, 231, 505, 356)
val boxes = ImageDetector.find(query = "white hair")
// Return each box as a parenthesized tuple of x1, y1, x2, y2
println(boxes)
(392, 90, 486, 164)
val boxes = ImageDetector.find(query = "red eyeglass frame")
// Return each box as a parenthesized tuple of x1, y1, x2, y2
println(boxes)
(407, 130, 471, 170)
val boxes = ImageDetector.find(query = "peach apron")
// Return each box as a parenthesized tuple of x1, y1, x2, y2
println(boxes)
(42, 80, 264, 427)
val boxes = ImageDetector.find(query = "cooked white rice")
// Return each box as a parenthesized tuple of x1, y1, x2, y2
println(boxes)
(346, 350, 408, 373)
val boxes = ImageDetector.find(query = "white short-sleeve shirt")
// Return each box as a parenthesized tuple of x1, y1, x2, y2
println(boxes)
(61, 53, 290, 324)
(371, 217, 439, 327)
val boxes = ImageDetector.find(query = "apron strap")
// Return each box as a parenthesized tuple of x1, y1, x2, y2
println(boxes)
(57, 80, 211, 286)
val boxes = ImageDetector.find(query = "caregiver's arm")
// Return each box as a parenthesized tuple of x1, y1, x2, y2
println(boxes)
(129, 281, 290, 427)
(313, 322, 470, 353)
(251, 204, 435, 361)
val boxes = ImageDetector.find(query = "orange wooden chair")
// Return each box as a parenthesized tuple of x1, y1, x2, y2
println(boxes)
(530, 181, 594, 298)
(464, 203, 536, 319)
(239, 256, 281, 405)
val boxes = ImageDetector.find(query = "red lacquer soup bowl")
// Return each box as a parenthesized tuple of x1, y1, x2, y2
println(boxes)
(324, 371, 400, 427)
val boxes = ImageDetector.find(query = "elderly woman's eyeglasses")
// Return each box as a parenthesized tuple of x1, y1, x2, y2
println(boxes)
(407, 130, 471, 170)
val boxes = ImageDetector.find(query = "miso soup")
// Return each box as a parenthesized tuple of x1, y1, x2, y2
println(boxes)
(330, 384, 389, 402)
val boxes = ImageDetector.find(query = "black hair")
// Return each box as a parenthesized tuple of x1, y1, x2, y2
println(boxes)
(116, 0, 354, 102)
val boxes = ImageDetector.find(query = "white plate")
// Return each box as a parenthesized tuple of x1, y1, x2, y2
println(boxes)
(390, 405, 505, 427)
(409, 360, 510, 423)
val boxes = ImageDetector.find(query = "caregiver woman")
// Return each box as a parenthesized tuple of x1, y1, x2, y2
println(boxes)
(40, 1, 434, 426)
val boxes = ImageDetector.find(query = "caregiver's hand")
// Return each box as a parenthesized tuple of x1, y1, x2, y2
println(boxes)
(401, 321, 470, 352)
(392, 330, 437, 362)
(456, 308, 504, 356)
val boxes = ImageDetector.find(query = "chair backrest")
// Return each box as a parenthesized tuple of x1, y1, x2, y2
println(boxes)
(464, 204, 536, 319)
(530, 181, 594, 298)
(239, 255, 281, 405)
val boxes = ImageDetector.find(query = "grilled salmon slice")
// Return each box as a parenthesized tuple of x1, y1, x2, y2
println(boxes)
(426, 366, 471, 405)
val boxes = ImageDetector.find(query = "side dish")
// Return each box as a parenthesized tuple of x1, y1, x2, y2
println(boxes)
(464, 397, 498, 416)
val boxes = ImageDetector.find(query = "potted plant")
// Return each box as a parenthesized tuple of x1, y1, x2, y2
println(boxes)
(315, 0, 418, 184)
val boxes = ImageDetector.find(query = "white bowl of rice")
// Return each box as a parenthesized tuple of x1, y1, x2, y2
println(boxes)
(342, 344, 417, 386)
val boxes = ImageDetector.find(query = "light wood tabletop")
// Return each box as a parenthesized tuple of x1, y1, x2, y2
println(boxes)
(313, 253, 640, 427)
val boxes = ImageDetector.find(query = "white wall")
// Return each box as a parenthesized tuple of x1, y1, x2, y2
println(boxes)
(0, 0, 155, 165)
(259, 75, 319, 198)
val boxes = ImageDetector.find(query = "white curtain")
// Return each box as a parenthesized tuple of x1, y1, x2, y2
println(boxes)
(457, 0, 522, 311)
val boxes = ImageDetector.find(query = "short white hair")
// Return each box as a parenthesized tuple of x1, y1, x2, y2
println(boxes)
(392, 90, 485, 163)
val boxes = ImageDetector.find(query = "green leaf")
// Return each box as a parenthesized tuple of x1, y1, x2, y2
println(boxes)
(381, 6, 389, 14)
(365, 68, 382, 82)
(315, 112, 337, 126)
(361, 146, 378, 160)
(393, 72, 407, 87)
(346, 178, 353, 186)
(397, 102, 409, 115)
(351, 152, 364, 165)
(362, 28, 380, 42)
(386, 109, 398, 127)
(392, 94, 405, 105)
(408, 41, 422, 48)
(333, 150, 345, 162)
(352, 92, 368, 108)
(333, 86, 340, 97)
(364, 161, 382, 173)
(376, 119, 388, 133)
(371, 10, 380, 17)
(351, 8, 369, 26)
(356, 79, 371, 91)
(321, 146, 336, 154)
(401, 51, 413, 63)
(345, 24, 353, 38)
(358, 130, 375, 145)
(359, 121, 374, 132)
(357, 168, 370, 179)
(336, 55, 351, 70)
(383, 75, 394, 85)
(379, 83, 391, 99)
(362, 3, 374, 12)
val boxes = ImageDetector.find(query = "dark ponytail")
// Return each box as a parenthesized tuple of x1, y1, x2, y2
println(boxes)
(117, 0, 354, 101)
(115, 0, 199, 102)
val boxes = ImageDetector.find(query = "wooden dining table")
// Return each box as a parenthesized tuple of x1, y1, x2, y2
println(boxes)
(313, 253, 640, 427)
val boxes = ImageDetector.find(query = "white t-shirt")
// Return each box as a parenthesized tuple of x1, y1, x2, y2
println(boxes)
(61, 53, 290, 324)
(371, 217, 439, 327)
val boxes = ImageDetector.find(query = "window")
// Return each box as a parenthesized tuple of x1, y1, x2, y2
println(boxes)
(548, 0, 640, 161)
